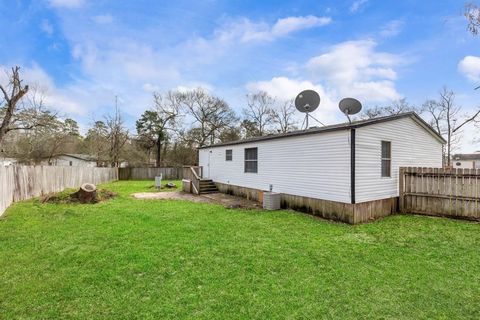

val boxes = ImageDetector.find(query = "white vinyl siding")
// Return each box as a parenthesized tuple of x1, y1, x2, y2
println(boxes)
(199, 130, 352, 203)
(355, 117, 443, 203)
(49, 156, 97, 167)
(199, 116, 443, 205)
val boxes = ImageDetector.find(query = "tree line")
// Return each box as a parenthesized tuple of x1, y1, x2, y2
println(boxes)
(0, 70, 303, 167)
(1, 66, 478, 168)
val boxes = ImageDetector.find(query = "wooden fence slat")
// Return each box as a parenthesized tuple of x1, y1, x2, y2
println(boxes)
(399, 167, 405, 212)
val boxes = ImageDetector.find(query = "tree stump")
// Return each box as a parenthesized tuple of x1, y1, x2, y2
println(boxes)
(72, 183, 97, 203)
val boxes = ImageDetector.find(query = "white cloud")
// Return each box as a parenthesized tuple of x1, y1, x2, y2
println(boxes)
(49, 0, 85, 8)
(213, 15, 332, 43)
(458, 55, 480, 82)
(380, 20, 404, 38)
(175, 84, 213, 93)
(246, 77, 338, 124)
(271, 16, 332, 37)
(64, 41, 185, 121)
(350, 0, 368, 13)
(345, 81, 399, 101)
(93, 14, 113, 25)
(306, 40, 402, 101)
(142, 83, 161, 93)
(247, 77, 317, 101)
(71, 41, 181, 85)
(34, 11, 333, 124)
(41, 19, 54, 36)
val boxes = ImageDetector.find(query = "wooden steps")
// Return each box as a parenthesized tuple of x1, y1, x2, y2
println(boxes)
(199, 179, 218, 194)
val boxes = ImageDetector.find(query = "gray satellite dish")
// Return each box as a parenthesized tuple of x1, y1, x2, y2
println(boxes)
(295, 90, 320, 113)
(339, 97, 362, 123)
(294, 90, 324, 129)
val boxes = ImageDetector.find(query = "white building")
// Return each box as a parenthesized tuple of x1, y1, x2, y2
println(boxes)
(198, 112, 445, 223)
(44, 154, 98, 167)
(0, 158, 18, 166)
(452, 152, 480, 169)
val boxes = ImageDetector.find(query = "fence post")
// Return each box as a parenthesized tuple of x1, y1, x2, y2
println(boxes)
(399, 167, 405, 213)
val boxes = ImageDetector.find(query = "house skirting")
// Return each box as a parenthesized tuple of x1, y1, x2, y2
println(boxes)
(214, 182, 398, 224)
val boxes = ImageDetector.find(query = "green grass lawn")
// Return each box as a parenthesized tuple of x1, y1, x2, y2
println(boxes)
(1, 180, 479, 319)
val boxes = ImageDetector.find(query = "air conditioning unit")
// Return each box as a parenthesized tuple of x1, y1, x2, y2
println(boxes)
(263, 192, 281, 210)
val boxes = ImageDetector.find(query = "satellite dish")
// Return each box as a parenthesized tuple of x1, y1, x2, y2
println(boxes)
(295, 90, 320, 113)
(339, 97, 362, 123)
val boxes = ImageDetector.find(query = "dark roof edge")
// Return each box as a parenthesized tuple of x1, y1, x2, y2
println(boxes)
(453, 153, 480, 160)
(198, 112, 446, 149)
(55, 154, 97, 161)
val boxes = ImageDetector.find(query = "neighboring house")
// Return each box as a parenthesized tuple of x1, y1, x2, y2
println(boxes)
(452, 152, 480, 169)
(119, 161, 129, 168)
(43, 154, 98, 167)
(198, 112, 445, 224)
(0, 158, 18, 166)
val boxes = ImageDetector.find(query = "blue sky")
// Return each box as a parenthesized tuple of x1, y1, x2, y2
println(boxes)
(1, 0, 479, 151)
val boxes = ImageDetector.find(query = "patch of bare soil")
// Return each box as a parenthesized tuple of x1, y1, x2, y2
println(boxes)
(41, 189, 117, 204)
(132, 191, 261, 210)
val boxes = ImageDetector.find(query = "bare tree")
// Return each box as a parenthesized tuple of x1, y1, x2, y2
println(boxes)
(243, 91, 274, 136)
(422, 87, 480, 167)
(465, 3, 480, 90)
(176, 89, 237, 147)
(105, 101, 129, 167)
(271, 99, 298, 133)
(360, 99, 419, 119)
(465, 2, 480, 35)
(0, 66, 29, 144)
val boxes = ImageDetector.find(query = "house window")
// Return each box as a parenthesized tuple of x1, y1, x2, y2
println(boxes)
(381, 141, 391, 177)
(226, 149, 232, 161)
(244, 148, 258, 173)
(69, 161, 73, 166)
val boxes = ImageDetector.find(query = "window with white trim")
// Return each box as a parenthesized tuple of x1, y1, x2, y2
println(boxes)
(244, 148, 258, 173)
(381, 141, 391, 177)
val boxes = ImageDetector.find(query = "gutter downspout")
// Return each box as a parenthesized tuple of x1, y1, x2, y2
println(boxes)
(350, 129, 356, 205)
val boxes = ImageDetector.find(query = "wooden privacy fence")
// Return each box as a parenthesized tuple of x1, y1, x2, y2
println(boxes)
(0, 165, 118, 216)
(399, 167, 480, 220)
(118, 167, 182, 180)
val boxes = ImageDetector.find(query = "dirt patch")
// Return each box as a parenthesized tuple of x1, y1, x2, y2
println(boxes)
(132, 191, 261, 210)
(41, 189, 117, 204)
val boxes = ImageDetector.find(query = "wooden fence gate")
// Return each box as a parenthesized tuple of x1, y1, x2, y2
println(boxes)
(399, 167, 480, 220)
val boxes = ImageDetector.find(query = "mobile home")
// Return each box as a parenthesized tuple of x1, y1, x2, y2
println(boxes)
(198, 112, 445, 223)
